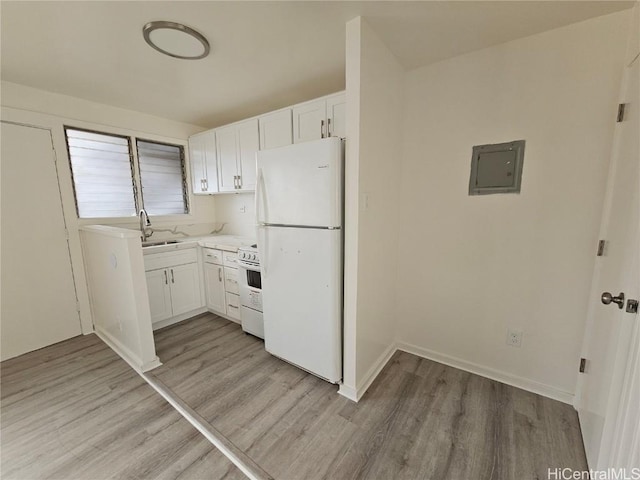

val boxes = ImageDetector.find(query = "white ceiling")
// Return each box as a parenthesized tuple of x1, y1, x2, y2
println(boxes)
(1, 1, 633, 128)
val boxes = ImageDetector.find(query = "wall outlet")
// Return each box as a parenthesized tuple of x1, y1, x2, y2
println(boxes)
(506, 329, 523, 348)
(239, 205, 246, 214)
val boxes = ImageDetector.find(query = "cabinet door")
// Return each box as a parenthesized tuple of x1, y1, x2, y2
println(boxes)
(326, 94, 346, 139)
(201, 131, 219, 193)
(293, 99, 326, 144)
(204, 262, 226, 313)
(188, 135, 207, 194)
(259, 109, 293, 150)
(145, 269, 172, 324)
(216, 125, 238, 192)
(237, 119, 259, 191)
(169, 263, 203, 316)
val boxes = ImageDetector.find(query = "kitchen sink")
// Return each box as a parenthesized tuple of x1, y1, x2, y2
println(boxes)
(142, 240, 179, 247)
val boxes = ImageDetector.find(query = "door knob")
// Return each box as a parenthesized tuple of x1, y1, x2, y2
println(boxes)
(601, 292, 625, 309)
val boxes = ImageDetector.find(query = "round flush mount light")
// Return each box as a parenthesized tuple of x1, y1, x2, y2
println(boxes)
(143, 21, 210, 60)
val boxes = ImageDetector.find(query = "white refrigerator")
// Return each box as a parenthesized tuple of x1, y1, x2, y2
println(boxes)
(256, 137, 343, 383)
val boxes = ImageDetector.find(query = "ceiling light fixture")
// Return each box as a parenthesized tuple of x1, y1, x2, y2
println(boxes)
(142, 21, 210, 60)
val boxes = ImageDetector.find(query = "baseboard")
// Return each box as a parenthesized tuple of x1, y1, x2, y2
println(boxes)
(339, 341, 397, 402)
(338, 383, 358, 402)
(397, 341, 574, 405)
(95, 326, 161, 373)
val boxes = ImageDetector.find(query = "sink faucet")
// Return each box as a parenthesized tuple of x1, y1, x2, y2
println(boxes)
(139, 209, 152, 242)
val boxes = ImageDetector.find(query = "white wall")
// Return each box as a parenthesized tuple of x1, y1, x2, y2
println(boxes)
(341, 17, 404, 400)
(213, 192, 257, 238)
(1, 82, 216, 334)
(395, 11, 629, 402)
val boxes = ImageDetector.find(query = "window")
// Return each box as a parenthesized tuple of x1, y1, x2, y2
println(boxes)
(136, 140, 188, 216)
(65, 127, 189, 219)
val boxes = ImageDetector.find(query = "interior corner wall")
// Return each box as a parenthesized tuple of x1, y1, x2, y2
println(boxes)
(342, 16, 404, 398)
(395, 10, 630, 402)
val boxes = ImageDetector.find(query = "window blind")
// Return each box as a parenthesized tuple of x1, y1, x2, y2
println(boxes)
(136, 140, 188, 216)
(66, 129, 137, 218)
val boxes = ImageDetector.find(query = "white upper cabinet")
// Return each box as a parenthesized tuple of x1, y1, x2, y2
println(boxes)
(189, 91, 344, 195)
(216, 125, 239, 192)
(292, 93, 346, 144)
(259, 109, 293, 150)
(216, 119, 259, 193)
(237, 119, 260, 191)
(326, 93, 346, 139)
(293, 99, 327, 144)
(188, 131, 218, 194)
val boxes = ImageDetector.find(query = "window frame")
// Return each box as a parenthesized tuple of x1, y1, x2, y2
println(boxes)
(64, 125, 193, 225)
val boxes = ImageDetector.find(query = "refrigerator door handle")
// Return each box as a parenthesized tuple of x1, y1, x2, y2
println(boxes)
(255, 167, 267, 225)
(258, 225, 267, 275)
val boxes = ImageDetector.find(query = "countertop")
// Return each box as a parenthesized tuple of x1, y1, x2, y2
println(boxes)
(141, 234, 255, 255)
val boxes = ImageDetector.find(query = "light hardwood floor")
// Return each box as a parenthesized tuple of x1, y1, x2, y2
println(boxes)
(152, 314, 589, 480)
(1, 333, 244, 480)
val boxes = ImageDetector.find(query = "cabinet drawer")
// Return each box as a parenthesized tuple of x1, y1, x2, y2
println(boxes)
(203, 248, 224, 265)
(224, 268, 239, 295)
(226, 293, 241, 321)
(144, 248, 197, 271)
(223, 252, 239, 268)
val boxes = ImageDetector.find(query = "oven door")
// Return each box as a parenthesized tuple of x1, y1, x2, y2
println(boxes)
(238, 264, 262, 312)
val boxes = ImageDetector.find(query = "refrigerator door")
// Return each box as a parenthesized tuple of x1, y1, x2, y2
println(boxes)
(258, 224, 342, 383)
(256, 137, 343, 228)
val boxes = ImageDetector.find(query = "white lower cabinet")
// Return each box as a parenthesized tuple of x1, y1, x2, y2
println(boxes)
(145, 269, 172, 323)
(170, 263, 203, 316)
(225, 292, 241, 321)
(144, 249, 204, 326)
(203, 248, 241, 322)
(204, 262, 226, 312)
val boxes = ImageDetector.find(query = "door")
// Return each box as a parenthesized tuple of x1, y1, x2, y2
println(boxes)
(326, 93, 346, 138)
(577, 32, 639, 470)
(236, 118, 259, 191)
(204, 262, 226, 313)
(169, 263, 203, 316)
(293, 99, 326, 143)
(1, 122, 81, 360)
(259, 109, 293, 150)
(258, 225, 342, 382)
(256, 137, 343, 227)
(216, 125, 238, 192)
(145, 269, 172, 324)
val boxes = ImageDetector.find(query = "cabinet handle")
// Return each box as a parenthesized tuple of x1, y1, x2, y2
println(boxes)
(171, 269, 175, 284)
(204, 178, 208, 191)
(228, 304, 239, 309)
(218, 267, 222, 282)
(237, 175, 242, 189)
(320, 119, 325, 139)
(327, 118, 332, 137)
(164, 270, 168, 285)
(200, 179, 204, 191)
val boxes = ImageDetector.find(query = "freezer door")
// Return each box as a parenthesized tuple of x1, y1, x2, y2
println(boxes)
(256, 137, 342, 228)
(258, 225, 342, 383)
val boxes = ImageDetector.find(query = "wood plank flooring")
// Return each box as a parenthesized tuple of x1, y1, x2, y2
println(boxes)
(152, 313, 589, 480)
(1, 333, 245, 480)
